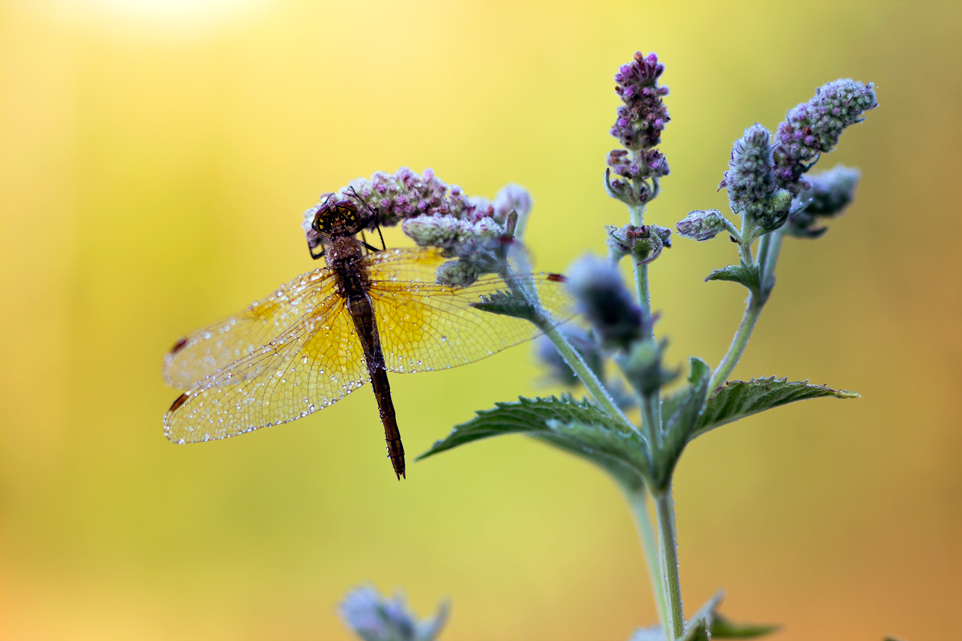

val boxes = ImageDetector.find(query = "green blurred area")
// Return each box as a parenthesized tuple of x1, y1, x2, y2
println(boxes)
(1, 1, 960, 639)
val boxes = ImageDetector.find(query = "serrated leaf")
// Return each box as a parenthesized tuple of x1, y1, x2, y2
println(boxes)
(710, 614, 779, 638)
(418, 395, 652, 480)
(470, 290, 538, 321)
(692, 377, 859, 440)
(706, 263, 761, 293)
(656, 357, 711, 490)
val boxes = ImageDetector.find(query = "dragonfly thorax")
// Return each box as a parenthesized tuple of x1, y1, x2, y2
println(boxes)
(311, 199, 372, 239)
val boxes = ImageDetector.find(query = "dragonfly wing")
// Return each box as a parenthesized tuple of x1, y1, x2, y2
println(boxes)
(163, 267, 337, 390)
(365, 248, 575, 374)
(164, 295, 369, 443)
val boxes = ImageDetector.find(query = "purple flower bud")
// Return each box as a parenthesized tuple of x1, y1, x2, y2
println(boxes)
(786, 164, 861, 238)
(676, 209, 732, 242)
(610, 51, 670, 152)
(566, 255, 646, 349)
(772, 79, 877, 195)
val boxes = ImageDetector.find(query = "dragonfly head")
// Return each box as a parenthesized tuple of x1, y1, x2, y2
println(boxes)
(311, 198, 371, 239)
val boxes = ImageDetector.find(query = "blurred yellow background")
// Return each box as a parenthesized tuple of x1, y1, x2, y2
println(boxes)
(1, 1, 960, 639)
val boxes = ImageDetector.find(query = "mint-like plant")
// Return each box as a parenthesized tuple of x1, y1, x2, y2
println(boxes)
(337, 51, 876, 640)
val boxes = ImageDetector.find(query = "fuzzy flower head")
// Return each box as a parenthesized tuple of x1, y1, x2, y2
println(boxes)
(305, 168, 497, 234)
(720, 124, 792, 232)
(773, 79, 877, 195)
(787, 164, 861, 238)
(302, 170, 533, 287)
(339, 585, 449, 641)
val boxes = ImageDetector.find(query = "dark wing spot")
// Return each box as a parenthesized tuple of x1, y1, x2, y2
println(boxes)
(170, 337, 188, 355)
(169, 393, 189, 413)
(547, 273, 567, 283)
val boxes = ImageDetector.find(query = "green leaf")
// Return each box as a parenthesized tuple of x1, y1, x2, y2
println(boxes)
(680, 592, 724, 641)
(656, 357, 711, 490)
(629, 596, 778, 641)
(470, 290, 538, 321)
(711, 614, 779, 638)
(693, 377, 859, 440)
(418, 395, 652, 481)
(705, 263, 761, 293)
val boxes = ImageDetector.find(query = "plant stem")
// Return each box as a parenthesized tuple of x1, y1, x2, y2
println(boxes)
(757, 227, 784, 292)
(628, 204, 653, 332)
(627, 486, 670, 633)
(708, 294, 762, 391)
(539, 321, 637, 434)
(654, 489, 685, 639)
(707, 227, 785, 391)
(639, 391, 662, 458)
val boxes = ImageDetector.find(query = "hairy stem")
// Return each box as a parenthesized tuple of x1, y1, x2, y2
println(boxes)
(539, 321, 637, 434)
(708, 294, 762, 391)
(655, 490, 685, 639)
(627, 486, 670, 633)
(708, 227, 785, 391)
(640, 391, 662, 457)
(628, 204, 653, 332)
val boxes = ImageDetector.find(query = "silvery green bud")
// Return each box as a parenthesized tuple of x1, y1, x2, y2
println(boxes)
(676, 209, 731, 241)
(435, 259, 482, 287)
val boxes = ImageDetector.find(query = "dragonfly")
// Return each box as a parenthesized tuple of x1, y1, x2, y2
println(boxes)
(163, 194, 573, 479)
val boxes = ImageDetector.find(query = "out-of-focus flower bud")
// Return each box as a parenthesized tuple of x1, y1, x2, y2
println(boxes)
(340, 585, 449, 641)
(566, 255, 648, 350)
(618, 338, 678, 397)
(492, 183, 533, 226)
(786, 165, 861, 238)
